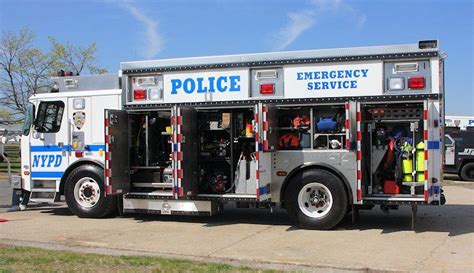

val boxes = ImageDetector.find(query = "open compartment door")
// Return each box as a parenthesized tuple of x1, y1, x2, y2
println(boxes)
(172, 106, 198, 198)
(345, 101, 362, 203)
(105, 109, 130, 195)
(256, 103, 278, 201)
(425, 100, 442, 203)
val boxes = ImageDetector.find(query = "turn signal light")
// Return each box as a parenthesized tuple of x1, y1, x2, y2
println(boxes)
(260, 83, 275, 94)
(408, 77, 425, 89)
(133, 89, 147, 100)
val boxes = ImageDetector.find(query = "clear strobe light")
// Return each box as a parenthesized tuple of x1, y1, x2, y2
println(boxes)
(388, 77, 404, 91)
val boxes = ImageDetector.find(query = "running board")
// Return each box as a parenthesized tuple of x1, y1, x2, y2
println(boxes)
(123, 198, 221, 216)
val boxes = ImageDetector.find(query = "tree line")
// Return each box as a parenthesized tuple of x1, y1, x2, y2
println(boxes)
(0, 27, 106, 125)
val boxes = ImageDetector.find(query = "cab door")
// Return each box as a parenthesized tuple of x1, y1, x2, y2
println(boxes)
(256, 103, 278, 201)
(104, 109, 130, 195)
(172, 106, 198, 198)
(30, 99, 69, 182)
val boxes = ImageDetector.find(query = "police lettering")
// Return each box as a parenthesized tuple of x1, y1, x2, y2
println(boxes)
(171, 76, 241, 95)
(32, 154, 62, 168)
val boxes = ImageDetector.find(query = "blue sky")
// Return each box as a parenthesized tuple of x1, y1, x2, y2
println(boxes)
(0, 0, 472, 115)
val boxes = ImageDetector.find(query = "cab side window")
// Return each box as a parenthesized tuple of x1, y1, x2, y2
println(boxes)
(444, 136, 453, 146)
(34, 101, 65, 133)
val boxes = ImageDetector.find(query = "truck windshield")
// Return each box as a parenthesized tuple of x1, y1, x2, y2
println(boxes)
(22, 103, 35, 136)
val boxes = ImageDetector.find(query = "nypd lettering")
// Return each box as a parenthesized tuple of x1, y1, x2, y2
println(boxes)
(284, 62, 383, 98)
(163, 69, 249, 103)
(32, 154, 62, 168)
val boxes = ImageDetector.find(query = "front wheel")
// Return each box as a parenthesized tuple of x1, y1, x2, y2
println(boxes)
(65, 164, 117, 218)
(460, 162, 474, 182)
(285, 169, 348, 229)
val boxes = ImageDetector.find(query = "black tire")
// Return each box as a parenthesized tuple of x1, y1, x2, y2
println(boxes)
(65, 164, 117, 218)
(460, 162, 474, 182)
(285, 169, 348, 230)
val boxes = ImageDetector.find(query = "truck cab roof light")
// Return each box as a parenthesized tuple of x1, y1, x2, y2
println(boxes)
(260, 83, 275, 94)
(408, 77, 425, 89)
(133, 89, 147, 100)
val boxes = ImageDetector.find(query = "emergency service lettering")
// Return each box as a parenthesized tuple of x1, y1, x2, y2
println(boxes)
(170, 76, 241, 95)
(296, 69, 369, 91)
(32, 154, 62, 168)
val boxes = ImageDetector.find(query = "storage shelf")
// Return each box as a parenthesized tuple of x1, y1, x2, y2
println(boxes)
(402, 182, 425, 187)
(131, 166, 166, 170)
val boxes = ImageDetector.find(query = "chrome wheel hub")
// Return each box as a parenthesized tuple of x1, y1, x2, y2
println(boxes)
(74, 177, 100, 208)
(298, 182, 333, 219)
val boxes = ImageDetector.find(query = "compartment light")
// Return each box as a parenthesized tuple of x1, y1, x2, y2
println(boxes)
(388, 77, 404, 91)
(73, 98, 85, 110)
(408, 77, 425, 89)
(149, 88, 162, 100)
(137, 76, 156, 86)
(133, 89, 147, 100)
(260, 83, 275, 94)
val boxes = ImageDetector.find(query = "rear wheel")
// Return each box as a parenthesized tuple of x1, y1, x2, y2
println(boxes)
(460, 162, 474, 182)
(285, 169, 348, 229)
(65, 164, 116, 218)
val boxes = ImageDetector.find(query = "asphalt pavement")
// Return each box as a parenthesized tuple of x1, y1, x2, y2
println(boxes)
(0, 175, 473, 272)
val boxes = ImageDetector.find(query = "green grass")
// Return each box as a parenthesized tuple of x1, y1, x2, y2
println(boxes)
(0, 245, 283, 273)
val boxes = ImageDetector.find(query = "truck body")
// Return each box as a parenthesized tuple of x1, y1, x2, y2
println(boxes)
(13, 40, 446, 229)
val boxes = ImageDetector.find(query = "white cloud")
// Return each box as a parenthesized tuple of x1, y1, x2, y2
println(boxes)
(117, 1, 163, 59)
(273, 10, 316, 51)
(273, 0, 366, 51)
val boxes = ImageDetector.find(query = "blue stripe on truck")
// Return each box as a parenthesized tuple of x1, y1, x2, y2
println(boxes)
(31, 144, 105, 152)
(427, 141, 440, 150)
(31, 172, 64, 178)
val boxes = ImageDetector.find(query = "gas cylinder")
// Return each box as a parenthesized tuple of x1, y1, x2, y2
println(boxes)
(416, 141, 425, 182)
(401, 141, 414, 182)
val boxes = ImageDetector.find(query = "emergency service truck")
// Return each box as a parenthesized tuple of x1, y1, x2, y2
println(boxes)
(12, 40, 446, 229)
(444, 127, 474, 181)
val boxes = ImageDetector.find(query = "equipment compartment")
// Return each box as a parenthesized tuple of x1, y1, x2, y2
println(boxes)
(197, 108, 256, 195)
(128, 110, 173, 191)
(361, 102, 426, 198)
(276, 104, 346, 150)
